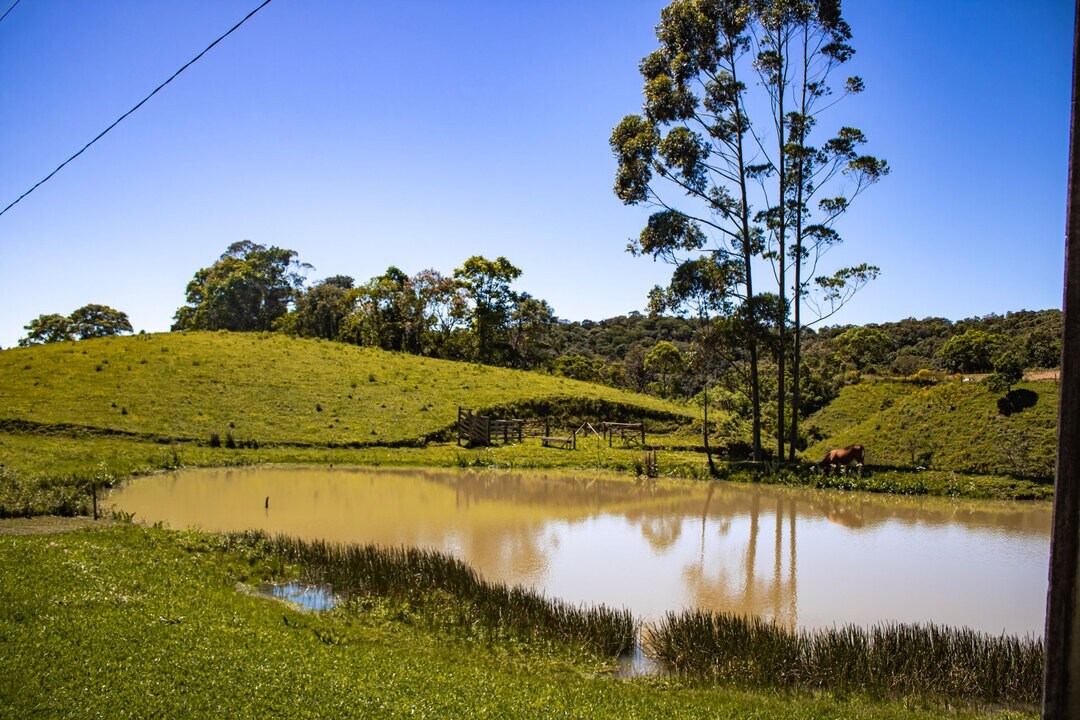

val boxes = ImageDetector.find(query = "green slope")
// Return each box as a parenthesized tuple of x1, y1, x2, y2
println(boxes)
(0, 331, 692, 447)
(804, 379, 1057, 477)
(803, 380, 923, 441)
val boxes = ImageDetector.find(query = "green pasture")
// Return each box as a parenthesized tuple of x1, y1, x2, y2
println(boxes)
(804, 379, 1057, 478)
(0, 431, 1052, 518)
(0, 333, 1057, 517)
(0, 331, 691, 447)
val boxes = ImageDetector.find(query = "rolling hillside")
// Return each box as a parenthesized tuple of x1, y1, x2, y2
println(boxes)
(0, 332, 693, 447)
(804, 378, 1057, 478)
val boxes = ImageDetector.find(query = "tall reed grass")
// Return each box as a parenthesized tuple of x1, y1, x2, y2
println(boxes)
(227, 532, 637, 658)
(0, 465, 92, 517)
(645, 609, 1043, 707)
(221, 531, 1042, 706)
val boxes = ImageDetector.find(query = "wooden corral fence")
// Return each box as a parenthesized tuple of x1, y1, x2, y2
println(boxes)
(538, 420, 602, 450)
(457, 407, 525, 446)
(457, 409, 647, 451)
(541, 420, 645, 451)
(600, 421, 645, 448)
(540, 417, 575, 449)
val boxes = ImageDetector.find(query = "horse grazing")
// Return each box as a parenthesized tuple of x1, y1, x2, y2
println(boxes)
(818, 444, 864, 473)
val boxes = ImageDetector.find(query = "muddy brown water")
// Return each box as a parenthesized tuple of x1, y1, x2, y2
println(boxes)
(106, 466, 1051, 636)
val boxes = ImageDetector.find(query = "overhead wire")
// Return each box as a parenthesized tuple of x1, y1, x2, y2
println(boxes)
(0, 0, 21, 25)
(0, 0, 273, 219)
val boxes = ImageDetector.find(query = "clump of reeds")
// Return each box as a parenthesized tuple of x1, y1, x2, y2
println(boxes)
(0, 465, 92, 518)
(230, 532, 636, 658)
(644, 609, 1043, 707)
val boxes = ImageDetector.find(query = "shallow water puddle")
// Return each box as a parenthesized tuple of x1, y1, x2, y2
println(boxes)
(108, 466, 1051, 636)
(255, 582, 340, 611)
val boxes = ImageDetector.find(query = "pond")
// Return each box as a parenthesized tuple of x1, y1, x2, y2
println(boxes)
(107, 466, 1051, 636)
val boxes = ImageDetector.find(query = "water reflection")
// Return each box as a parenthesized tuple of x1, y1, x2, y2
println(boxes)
(256, 582, 339, 611)
(107, 466, 1051, 636)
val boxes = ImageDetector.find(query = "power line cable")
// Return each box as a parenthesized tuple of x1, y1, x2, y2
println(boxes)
(0, 0, 21, 25)
(0, 0, 273, 219)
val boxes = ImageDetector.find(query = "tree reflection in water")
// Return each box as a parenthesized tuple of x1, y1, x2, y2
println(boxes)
(107, 466, 1051, 635)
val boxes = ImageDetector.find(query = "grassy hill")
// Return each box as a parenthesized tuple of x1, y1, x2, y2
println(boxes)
(804, 378, 1057, 478)
(0, 333, 1056, 514)
(0, 332, 699, 516)
(0, 332, 692, 447)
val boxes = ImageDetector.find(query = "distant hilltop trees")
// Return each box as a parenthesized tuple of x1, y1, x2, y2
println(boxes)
(18, 304, 133, 347)
(170, 242, 556, 371)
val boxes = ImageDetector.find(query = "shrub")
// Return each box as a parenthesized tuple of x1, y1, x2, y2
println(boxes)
(908, 368, 940, 386)
(987, 350, 1025, 396)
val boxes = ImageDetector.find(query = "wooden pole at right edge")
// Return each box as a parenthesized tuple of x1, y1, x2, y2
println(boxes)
(1043, 3, 1080, 715)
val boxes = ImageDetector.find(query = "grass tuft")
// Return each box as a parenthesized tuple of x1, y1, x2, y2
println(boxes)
(225, 532, 638, 658)
(645, 609, 1043, 707)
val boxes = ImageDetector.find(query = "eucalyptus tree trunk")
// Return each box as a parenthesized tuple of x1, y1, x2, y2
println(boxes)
(788, 21, 810, 463)
(727, 24, 763, 463)
(773, 21, 789, 462)
(1043, 4, 1080, 712)
(703, 378, 716, 475)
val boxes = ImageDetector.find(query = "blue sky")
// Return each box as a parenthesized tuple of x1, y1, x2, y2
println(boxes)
(0, 0, 1073, 348)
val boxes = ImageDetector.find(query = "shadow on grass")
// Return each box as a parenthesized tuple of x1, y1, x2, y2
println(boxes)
(998, 388, 1039, 416)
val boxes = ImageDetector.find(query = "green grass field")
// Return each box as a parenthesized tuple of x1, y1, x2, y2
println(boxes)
(0, 333, 1054, 716)
(0, 524, 1036, 720)
(804, 378, 1057, 479)
(0, 331, 691, 446)
(0, 334, 1058, 516)
(0, 332, 706, 516)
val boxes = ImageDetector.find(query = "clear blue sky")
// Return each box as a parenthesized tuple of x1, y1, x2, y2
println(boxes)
(0, 0, 1073, 348)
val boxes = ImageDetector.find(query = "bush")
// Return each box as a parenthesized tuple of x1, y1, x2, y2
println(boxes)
(908, 368, 941, 386)
(987, 350, 1025, 396)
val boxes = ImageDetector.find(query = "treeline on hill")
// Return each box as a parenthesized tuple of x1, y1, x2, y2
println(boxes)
(162, 242, 703, 395)
(16, 241, 1061, 453)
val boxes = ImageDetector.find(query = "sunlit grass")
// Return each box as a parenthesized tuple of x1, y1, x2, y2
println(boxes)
(0, 525, 1034, 719)
(0, 331, 692, 446)
(0, 430, 1051, 518)
(804, 378, 1057, 478)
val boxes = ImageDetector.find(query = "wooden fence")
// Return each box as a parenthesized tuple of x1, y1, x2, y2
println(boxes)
(457, 407, 525, 446)
(456, 409, 646, 450)
(601, 421, 646, 447)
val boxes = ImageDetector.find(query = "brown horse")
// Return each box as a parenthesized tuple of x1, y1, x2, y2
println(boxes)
(818, 444, 864, 473)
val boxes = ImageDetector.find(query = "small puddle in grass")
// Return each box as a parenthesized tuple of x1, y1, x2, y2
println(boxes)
(255, 582, 340, 611)
(614, 643, 664, 678)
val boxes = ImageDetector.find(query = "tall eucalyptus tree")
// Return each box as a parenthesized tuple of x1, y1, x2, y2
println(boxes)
(612, 0, 886, 461)
(612, 0, 766, 459)
(770, 0, 889, 459)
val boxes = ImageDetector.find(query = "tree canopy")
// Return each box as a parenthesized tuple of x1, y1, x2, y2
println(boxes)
(454, 256, 523, 365)
(19, 304, 132, 346)
(19, 314, 74, 346)
(69, 304, 134, 339)
(172, 241, 310, 332)
(937, 329, 1007, 373)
